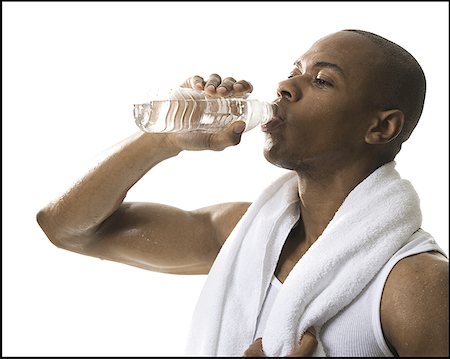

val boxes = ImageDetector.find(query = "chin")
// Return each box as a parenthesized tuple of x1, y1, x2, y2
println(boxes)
(263, 147, 298, 171)
(263, 140, 309, 171)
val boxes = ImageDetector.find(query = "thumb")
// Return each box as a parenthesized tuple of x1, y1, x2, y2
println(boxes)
(207, 120, 246, 151)
(243, 337, 265, 357)
(285, 327, 318, 357)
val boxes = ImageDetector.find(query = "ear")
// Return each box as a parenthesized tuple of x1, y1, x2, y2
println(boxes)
(365, 109, 405, 144)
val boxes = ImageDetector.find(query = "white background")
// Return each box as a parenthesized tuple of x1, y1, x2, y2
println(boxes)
(3, 1, 448, 356)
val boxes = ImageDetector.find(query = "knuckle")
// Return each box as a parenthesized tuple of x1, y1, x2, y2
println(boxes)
(220, 77, 236, 90)
(222, 76, 236, 84)
(192, 75, 204, 85)
(237, 80, 253, 92)
(208, 134, 224, 151)
(207, 73, 222, 85)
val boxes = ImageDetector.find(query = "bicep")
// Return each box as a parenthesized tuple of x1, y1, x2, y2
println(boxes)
(69, 201, 250, 275)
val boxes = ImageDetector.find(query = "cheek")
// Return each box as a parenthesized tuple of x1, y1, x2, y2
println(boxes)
(265, 96, 367, 165)
(305, 97, 365, 136)
(285, 102, 361, 156)
(287, 102, 338, 143)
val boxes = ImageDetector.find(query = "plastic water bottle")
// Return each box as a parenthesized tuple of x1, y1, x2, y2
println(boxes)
(134, 88, 273, 133)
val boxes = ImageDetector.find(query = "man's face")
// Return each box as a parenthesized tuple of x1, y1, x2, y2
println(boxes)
(263, 31, 383, 171)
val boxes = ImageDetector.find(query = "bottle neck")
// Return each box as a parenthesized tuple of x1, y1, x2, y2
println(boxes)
(246, 100, 274, 131)
(260, 101, 274, 125)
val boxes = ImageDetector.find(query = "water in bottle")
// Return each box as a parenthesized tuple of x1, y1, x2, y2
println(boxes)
(134, 88, 273, 133)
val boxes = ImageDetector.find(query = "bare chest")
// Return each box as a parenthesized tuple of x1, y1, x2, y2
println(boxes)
(274, 223, 312, 283)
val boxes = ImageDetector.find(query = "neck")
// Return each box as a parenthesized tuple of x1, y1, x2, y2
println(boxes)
(295, 159, 388, 244)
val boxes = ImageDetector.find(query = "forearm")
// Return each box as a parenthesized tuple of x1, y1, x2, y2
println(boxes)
(37, 74, 250, 247)
(37, 131, 181, 239)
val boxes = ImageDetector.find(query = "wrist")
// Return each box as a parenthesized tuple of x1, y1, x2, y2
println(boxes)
(136, 131, 183, 157)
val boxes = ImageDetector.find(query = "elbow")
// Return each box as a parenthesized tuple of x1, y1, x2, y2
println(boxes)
(36, 206, 89, 251)
(36, 206, 65, 249)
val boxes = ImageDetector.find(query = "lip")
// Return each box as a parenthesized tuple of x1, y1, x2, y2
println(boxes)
(261, 102, 286, 132)
(261, 117, 285, 132)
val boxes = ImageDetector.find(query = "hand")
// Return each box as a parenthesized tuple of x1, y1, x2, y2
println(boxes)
(165, 119, 246, 152)
(164, 74, 253, 152)
(242, 327, 318, 357)
(180, 73, 253, 98)
(285, 328, 318, 357)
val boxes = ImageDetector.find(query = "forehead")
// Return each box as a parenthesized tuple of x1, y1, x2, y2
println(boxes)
(297, 32, 383, 76)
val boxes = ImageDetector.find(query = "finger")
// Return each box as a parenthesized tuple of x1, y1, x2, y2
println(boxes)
(243, 337, 265, 357)
(232, 79, 253, 97)
(180, 75, 205, 90)
(190, 75, 206, 90)
(285, 328, 318, 357)
(216, 76, 236, 96)
(204, 73, 222, 95)
(207, 120, 246, 151)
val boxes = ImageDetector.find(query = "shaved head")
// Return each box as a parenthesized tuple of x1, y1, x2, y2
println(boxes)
(343, 30, 426, 145)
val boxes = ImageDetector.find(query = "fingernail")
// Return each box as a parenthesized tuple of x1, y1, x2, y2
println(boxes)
(233, 83, 244, 92)
(217, 86, 227, 93)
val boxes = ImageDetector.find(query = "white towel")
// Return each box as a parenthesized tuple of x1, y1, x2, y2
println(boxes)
(185, 161, 422, 357)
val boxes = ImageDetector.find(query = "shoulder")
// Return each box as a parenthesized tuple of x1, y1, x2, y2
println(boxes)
(381, 251, 449, 357)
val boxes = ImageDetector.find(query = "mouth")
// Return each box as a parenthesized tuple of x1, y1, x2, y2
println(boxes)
(261, 102, 286, 133)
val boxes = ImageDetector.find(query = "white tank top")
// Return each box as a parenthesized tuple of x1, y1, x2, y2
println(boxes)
(253, 229, 447, 356)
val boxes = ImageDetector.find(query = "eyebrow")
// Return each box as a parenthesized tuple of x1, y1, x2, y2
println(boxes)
(293, 60, 346, 78)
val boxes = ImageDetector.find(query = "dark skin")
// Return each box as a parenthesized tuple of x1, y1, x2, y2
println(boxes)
(243, 328, 318, 357)
(37, 31, 448, 356)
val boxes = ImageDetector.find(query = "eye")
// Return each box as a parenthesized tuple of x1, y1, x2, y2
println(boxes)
(314, 77, 332, 88)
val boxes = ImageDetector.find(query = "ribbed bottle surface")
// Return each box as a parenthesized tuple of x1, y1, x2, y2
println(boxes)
(134, 88, 272, 133)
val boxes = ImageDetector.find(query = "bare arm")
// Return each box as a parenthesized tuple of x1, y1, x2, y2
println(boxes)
(37, 75, 253, 274)
(381, 251, 449, 357)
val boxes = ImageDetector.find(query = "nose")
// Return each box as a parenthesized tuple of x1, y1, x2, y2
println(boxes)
(277, 78, 301, 102)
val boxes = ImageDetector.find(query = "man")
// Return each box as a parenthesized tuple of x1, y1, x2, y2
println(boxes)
(37, 30, 448, 356)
